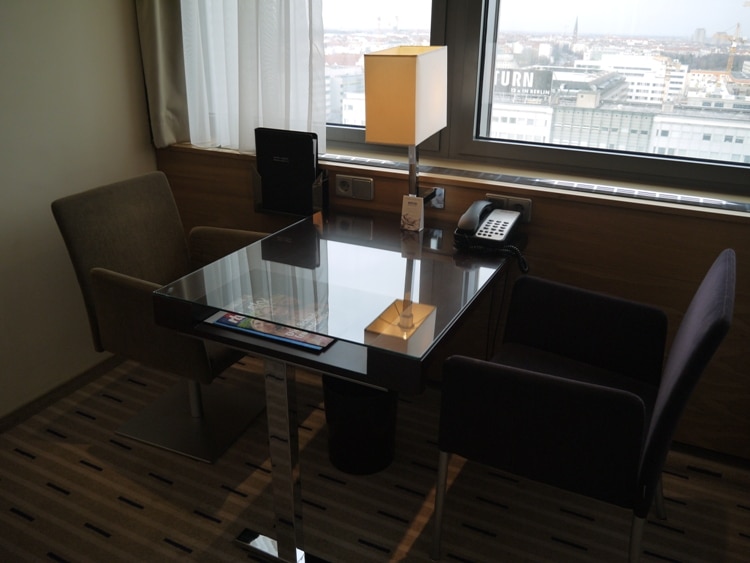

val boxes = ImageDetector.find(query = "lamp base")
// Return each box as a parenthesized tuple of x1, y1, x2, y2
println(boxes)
(364, 299, 436, 355)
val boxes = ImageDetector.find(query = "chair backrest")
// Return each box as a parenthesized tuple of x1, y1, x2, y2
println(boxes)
(51, 171, 191, 351)
(637, 248, 736, 516)
(503, 275, 668, 384)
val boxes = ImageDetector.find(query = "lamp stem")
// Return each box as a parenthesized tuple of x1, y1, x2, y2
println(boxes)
(399, 258, 415, 330)
(408, 144, 418, 196)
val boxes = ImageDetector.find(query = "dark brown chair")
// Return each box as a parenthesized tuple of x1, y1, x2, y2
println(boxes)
(52, 171, 268, 462)
(431, 249, 736, 561)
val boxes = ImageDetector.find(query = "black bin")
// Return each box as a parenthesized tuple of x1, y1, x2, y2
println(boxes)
(322, 375, 398, 475)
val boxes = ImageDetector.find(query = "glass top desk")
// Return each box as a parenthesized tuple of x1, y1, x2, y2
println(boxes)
(153, 210, 508, 561)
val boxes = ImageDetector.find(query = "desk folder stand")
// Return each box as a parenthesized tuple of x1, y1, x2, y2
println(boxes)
(255, 127, 328, 217)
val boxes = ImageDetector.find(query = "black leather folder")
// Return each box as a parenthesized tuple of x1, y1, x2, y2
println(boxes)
(255, 127, 322, 216)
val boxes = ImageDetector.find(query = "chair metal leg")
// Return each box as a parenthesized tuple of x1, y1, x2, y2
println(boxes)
(430, 450, 450, 561)
(629, 515, 645, 563)
(654, 477, 667, 520)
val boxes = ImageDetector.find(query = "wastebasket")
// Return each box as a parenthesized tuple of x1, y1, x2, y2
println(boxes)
(322, 375, 398, 475)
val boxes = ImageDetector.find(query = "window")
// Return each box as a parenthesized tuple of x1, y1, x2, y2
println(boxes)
(322, 0, 432, 127)
(325, 0, 749, 196)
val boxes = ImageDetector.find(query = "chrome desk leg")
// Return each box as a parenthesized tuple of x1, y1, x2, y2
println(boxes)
(236, 358, 306, 562)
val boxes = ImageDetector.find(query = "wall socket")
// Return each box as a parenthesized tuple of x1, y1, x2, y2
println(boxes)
(335, 175, 374, 200)
(424, 187, 445, 209)
(486, 193, 533, 223)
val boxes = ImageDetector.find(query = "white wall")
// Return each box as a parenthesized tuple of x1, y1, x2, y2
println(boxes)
(0, 1, 156, 418)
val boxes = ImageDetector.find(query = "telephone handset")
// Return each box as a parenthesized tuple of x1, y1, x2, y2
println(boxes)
(454, 199, 529, 272)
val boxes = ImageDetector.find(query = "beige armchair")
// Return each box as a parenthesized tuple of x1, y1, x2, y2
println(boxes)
(52, 171, 268, 462)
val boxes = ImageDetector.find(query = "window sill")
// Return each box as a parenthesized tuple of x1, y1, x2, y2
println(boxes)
(322, 143, 750, 215)
(166, 142, 750, 216)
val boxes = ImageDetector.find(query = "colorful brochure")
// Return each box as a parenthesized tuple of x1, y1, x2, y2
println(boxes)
(212, 312, 334, 352)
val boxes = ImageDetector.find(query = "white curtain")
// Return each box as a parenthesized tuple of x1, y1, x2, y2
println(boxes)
(180, 0, 326, 153)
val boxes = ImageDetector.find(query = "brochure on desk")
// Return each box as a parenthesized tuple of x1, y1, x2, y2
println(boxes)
(208, 311, 335, 353)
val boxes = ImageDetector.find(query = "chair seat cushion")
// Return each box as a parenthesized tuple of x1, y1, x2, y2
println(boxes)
(493, 343, 659, 418)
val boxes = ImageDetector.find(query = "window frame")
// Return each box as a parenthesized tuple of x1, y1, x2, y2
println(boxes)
(325, 0, 750, 199)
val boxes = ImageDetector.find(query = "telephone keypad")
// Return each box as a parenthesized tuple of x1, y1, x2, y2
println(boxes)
(476, 209, 520, 242)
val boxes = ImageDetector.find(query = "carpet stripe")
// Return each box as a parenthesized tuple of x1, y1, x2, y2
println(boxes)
(0, 358, 748, 562)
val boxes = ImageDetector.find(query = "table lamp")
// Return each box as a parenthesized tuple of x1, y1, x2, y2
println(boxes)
(365, 46, 448, 201)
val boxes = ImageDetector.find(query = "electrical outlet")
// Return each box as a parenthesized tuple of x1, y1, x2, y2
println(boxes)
(506, 196, 532, 223)
(335, 175, 374, 200)
(486, 193, 532, 223)
(424, 187, 445, 209)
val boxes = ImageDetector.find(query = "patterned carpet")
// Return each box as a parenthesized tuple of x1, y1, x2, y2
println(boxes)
(1, 357, 749, 562)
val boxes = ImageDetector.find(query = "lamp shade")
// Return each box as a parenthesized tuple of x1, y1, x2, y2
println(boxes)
(365, 46, 447, 146)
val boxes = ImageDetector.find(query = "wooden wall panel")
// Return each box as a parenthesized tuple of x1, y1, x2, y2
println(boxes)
(156, 145, 298, 235)
(157, 145, 750, 460)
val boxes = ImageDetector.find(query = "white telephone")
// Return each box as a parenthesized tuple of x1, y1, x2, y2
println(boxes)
(454, 200, 528, 272)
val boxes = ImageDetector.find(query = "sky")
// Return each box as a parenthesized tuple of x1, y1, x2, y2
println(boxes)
(498, 0, 750, 38)
(322, 0, 750, 38)
(322, 0, 431, 30)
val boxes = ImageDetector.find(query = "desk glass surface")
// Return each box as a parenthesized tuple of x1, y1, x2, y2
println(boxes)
(154, 213, 506, 393)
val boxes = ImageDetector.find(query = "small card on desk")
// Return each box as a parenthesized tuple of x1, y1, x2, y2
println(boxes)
(401, 194, 424, 231)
